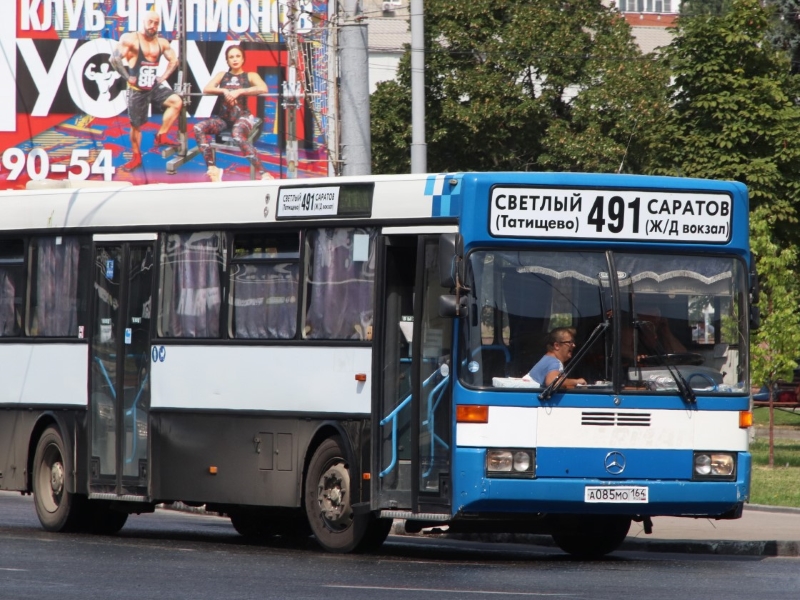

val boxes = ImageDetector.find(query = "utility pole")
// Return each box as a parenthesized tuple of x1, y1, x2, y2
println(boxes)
(284, 0, 301, 179)
(410, 0, 426, 173)
(164, 0, 194, 174)
(338, 0, 371, 175)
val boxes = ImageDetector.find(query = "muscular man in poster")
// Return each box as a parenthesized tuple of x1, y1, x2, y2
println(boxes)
(111, 10, 182, 171)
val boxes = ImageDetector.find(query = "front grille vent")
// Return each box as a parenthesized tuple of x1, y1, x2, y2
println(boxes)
(581, 411, 651, 427)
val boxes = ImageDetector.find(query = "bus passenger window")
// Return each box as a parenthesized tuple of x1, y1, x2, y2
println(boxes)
(304, 228, 376, 340)
(229, 233, 300, 339)
(0, 239, 24, 337)
(158, 232, 226, 338)
(27, 237, 85, 337)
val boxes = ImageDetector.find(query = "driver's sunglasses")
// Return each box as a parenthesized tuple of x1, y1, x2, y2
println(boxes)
(558, 339, 576, 347)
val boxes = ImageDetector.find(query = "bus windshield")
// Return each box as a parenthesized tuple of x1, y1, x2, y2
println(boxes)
(461, 249, 748, 395)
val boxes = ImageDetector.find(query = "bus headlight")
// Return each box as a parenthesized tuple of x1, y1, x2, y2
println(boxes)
(693, 452, 736, 479)
(486, 449, 535, 478)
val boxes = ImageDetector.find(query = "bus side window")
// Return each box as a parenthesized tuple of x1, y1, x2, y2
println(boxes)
(228, 233, 300, 339)
(158, 232, 226, 338)
(303, 227, 376, 340)
(26, 236, 86, 337)
(0, 239, 24, 337)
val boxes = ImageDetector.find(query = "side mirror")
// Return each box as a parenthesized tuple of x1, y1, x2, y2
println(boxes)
(439, 294, 468, 318)
(750, 305, 760, 331)
(749, 265, 760, 305)
(438, 233, 463, 289)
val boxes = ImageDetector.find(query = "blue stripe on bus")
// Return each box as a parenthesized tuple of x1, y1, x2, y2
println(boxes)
(426, 173, 463, 217)
(452, 447, 750, 517)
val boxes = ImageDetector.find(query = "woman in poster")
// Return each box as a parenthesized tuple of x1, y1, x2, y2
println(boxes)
(193, 45, 271, 180)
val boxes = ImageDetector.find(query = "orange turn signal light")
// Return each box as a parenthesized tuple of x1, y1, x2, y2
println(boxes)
(209, 466, 218, 475)
(456, 405, 489, 423)
(355, 373, 367, 382)
(363, 472, 371, 480)
(739, 410, 753, 429)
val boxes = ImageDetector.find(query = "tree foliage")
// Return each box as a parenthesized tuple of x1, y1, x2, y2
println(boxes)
(765, 0, 800, 74)
(749, 206, 800, 465)
(649, 0, 800, 239)
(680, 0, 735, 17)
(370, 0, 669, 174)
(652, 0, 800, 462)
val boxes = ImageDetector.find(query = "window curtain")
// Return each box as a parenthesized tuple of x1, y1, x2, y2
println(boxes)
(305, 228, 376, 340)
(0, 269, 19, 336)
(232, 262, 298, 339)
(34, 237, 80, 336)
(160, 232, 224, 338)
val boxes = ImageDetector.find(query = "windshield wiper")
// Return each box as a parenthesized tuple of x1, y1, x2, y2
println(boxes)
(539, 321, 608, 401)
(634, 320, 696, 403)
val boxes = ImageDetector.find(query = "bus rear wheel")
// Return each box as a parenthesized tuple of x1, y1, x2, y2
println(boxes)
(32, 426, 86, 532)
(304, 436, 391, 553)
(551, 515, 631, 558)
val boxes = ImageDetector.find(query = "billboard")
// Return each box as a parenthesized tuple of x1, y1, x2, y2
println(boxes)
(0, 0, 330, 189)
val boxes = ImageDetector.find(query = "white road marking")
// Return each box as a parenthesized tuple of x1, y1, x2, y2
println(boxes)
(323, 585, 575, 596)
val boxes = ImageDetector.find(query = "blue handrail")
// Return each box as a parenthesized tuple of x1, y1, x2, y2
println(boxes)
(422, 374, 450, 478)
(378, 394, 412, 478)
(379, 368, 448, 478)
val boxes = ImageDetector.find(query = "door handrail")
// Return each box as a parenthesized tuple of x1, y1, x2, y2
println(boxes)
(379, 369, 448, 478)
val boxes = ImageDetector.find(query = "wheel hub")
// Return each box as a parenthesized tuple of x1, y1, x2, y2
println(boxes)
(317, 462, 351, 530)
(50, 461, 64, 496)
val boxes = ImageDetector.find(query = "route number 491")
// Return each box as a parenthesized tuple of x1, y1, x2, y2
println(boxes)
(2, 148, 115, 181)
(587, 196, 640, 234)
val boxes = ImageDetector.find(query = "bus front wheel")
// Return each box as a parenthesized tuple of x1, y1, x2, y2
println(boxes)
(32, 426, 86, 532)
(551, 515, 631, 558)
(304, 436, 391, 553)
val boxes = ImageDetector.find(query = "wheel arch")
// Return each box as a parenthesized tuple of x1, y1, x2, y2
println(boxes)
(27, 412, 76, 494)
(300, 421, 359, 507)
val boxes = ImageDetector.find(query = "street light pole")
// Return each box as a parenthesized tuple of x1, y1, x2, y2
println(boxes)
(284, 0, 301, 179)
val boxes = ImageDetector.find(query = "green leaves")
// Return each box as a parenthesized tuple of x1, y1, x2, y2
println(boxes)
(370, 0, 668, 174)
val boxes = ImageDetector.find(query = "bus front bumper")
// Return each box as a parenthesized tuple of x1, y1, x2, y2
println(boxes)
(453, 448, 751, 518)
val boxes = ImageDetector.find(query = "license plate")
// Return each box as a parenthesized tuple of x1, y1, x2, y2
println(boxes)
(584, 486, 649, 503)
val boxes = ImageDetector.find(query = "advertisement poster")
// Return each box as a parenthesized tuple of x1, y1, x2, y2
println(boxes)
(0, 0, 330, 190)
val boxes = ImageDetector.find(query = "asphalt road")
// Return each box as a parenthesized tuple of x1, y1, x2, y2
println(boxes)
(1, 492, 799, 600)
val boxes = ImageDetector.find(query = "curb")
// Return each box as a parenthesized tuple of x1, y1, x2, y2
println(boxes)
(745, 503, 800, 515)
(389, 521, 800, 557)
(164, 505, 800, 557)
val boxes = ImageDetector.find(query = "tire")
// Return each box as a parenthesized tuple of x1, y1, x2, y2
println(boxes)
(551, 515, 632, 558)
(32, 426, 86, 533)
(84, 502, 128, 535)
(229, 509, 277, 540)
(304, 436, 390, 553)
(230, 507, 313, 540)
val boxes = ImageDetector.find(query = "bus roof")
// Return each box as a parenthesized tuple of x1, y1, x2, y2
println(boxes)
(0, 172, 748, 235)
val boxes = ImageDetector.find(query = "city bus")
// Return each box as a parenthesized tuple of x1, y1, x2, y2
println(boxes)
(0, 172, 755, 556)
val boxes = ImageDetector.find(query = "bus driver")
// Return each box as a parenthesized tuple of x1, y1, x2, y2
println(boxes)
(525, 327, 587, 388)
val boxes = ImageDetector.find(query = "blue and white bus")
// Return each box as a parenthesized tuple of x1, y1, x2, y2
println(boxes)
(0, 172, 754, 556)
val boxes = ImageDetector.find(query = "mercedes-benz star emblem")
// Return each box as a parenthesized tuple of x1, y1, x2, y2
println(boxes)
(604, 451, 626, 475)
